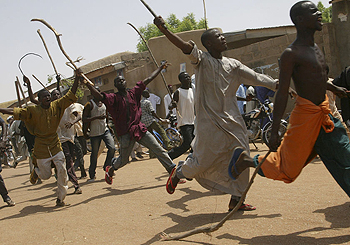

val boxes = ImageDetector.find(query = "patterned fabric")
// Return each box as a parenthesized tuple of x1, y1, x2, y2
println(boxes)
(140, 98, 155, 127)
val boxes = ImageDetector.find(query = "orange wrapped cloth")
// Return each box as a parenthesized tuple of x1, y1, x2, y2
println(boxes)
(257, 95, 334, 183)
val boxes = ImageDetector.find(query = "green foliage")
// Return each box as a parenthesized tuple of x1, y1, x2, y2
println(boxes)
(317, 1, 332, 23)
(137, 13, 207, 52)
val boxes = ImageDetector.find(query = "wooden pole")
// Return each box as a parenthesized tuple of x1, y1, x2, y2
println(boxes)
(14, 80, 22, 108)
(16, 76, 28, 107)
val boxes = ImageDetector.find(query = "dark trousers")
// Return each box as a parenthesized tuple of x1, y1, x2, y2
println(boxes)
(62, 141, 79, 188)
(315, 115, 350, 197)
(73, 136, 87, 178)
(168, 124, 194, 160)
(0, 174, 9, 201)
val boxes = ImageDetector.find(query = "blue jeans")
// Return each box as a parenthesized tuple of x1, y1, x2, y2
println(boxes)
(89, 129, 116, 179)
(112, 131, 175, 174)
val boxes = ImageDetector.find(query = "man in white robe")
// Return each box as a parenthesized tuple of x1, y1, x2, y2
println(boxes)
(154, 16, 277, 210)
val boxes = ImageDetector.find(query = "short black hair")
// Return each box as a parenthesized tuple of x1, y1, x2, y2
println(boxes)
(290, 1, 311, 25)
(142, 90, 149, 97)
(178, 72, 188, 81)
(37, 89, 49, 99)
(201, 28, 218, 50)
(114, 76, 124, 88)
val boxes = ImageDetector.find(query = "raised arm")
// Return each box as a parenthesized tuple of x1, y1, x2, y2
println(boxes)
(142, 61, 169, 86)
(71, 69, 82, 95)
(0, 108, 14, 115)
(154, 16, 193, 54)
(269, 49, 294, 151)
(84, 82, 104, 101)
(23, 76, 40, 105)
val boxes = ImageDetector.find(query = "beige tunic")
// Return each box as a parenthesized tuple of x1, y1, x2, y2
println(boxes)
(182, 42, 276, 196)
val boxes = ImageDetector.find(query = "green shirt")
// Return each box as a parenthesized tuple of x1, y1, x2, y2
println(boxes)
(13, 90, 77, 159)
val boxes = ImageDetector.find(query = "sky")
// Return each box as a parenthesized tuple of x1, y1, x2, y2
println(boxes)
(0, 0, 331, 103)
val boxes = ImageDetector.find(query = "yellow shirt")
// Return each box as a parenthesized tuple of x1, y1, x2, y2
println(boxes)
(13, 90, 77, 159)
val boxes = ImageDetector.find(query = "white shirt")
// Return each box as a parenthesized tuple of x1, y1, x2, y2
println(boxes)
(57, 104, 75, 144)
(164, 93, 176, 116)
(148, 93, 161, 113)
(72, 103, 84, 137)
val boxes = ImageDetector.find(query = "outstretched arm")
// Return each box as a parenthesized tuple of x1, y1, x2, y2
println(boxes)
(84, 83, 104, 101)
(142, 61, 169, 86)
(154, 16, 193, 54)
(0, 108, 14, 115)
(23, 76, 40, 105)
(71, 69, 82, 95)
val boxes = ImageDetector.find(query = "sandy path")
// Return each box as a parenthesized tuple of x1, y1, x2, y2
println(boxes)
(0, 143, 349, 245)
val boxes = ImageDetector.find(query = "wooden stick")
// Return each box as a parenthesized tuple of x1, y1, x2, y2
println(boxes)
(32, 74, 49, 92)
(37, 29, 59, 76)
(14, 80, 22, 108)
(140, 0, 157, 17)
(160, 150, 272, 241)
(31, 18, 94, 86)
(202, 0, 208, 30)
(127, 22, 173, 102)
(16, 76, 28, 107)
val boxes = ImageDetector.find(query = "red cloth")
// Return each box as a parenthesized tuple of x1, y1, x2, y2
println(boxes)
(102, 81, 148, 141)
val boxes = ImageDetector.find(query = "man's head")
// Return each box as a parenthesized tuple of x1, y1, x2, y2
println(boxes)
(178, 72, 192, 88)
(50, 89, 61, 101)
(114, 76, 126, 91)
(38, 89, 51, 108)
(142, 90, 150, 98)
(167, 85, 174, 94)
(201, 28, 227, 52)
(290, 1, 322, 30)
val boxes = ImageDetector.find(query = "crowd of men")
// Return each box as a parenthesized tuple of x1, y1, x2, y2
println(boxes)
(0, 2, 349, 217)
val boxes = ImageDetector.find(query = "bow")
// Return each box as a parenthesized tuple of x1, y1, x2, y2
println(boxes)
(18, 52, 43, 86)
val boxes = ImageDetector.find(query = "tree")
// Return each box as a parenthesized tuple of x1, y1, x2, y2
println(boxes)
(317, 1, 332, 23)
(136, 13, 207, 52)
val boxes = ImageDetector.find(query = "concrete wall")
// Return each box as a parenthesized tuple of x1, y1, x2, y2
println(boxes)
(332, 0, 350, 71)
(80, 22, 342, 117)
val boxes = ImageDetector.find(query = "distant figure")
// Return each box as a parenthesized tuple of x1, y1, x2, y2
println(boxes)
(164, 85, 176, 117)
(0, 116, 15, 206)
(148, 90, 161, 113)
(82, 87, 116, 182)
(167, 72, 195, 160)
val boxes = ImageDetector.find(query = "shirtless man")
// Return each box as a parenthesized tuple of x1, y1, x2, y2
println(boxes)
(230, 1, 350, 198)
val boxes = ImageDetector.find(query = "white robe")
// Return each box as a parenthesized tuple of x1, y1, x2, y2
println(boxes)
(181, 42, 276, 196)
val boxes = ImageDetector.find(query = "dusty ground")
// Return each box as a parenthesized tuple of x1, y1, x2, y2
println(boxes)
(0, 143, 349, 245)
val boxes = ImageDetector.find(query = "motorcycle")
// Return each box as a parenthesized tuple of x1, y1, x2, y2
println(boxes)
(240, 97, 288, 149)
(0, 139, 18, 168)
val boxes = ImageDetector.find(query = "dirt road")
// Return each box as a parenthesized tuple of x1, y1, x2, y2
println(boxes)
(0, 144, 349, 244)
